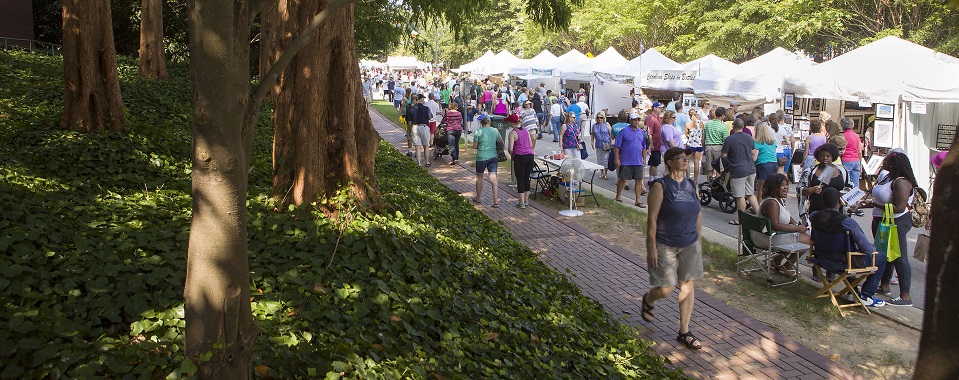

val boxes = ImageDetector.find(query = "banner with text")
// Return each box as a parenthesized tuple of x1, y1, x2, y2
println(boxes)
(643, 70, 697, 89)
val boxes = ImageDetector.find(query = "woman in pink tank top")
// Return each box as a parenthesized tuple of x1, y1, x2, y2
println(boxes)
(507, 114, 537, 208)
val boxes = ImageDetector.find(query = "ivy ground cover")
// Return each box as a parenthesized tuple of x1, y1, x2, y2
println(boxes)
(0, 50, 685, 379)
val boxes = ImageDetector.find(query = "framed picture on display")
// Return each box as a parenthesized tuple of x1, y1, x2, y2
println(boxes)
(783, 113, 793, 125)
(811, 98, 823, 112)
(864, 154, 885, 175)
(784, 93, 795, 110)
(876, 103, 895, 119)
(873, 119, 894, 147)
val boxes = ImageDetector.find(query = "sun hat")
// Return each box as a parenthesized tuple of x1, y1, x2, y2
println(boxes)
(476, 114, 490, 122)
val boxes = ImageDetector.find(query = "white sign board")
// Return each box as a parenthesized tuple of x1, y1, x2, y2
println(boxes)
(911, 101, 927, 114)
(643, 70, 697, 89)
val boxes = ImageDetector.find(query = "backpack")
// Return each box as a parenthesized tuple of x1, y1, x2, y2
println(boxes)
(911, 187, 930, 228)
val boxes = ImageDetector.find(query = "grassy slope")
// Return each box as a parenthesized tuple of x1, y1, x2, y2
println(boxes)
(0, 50, 685, 379)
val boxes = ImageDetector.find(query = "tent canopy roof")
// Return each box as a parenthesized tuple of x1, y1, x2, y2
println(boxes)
(786, 36, 959, 103)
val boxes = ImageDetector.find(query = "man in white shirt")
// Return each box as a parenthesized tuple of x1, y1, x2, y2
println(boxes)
(549, 100, 563, 142)
(576, 96, 590, 132)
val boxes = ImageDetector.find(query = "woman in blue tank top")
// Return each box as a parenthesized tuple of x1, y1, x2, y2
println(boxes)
(642, 147, 704, 350)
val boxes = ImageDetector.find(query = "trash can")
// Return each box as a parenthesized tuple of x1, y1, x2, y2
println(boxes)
(490, 115, 509, 140)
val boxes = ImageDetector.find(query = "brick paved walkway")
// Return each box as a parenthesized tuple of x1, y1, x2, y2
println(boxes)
(370, 110, 861, 380)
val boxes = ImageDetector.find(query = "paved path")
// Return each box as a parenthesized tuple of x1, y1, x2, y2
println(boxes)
(370, 110, 860, 379)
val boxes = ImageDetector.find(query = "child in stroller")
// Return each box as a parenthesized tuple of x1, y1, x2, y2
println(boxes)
(699, 157, 736, 213)
(432, 122, 450, 160)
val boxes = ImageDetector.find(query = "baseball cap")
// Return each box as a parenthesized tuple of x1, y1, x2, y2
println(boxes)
(663, 147, 694, 162)
(652, 102, 663, 108)
(415, 94, 426, 100)
(628, 113, 642, 120)
(729, 100, 741, 106)
(505, 114, 520, 124)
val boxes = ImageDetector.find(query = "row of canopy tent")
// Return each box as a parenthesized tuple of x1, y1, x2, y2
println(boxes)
(454, 38, 959, 193)
(454, 37, 959, 112)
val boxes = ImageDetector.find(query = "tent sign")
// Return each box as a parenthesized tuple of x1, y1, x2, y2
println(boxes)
(644, 70, 697, 87)
(595, 72, 633, 85)
(531, 68, 554, 77)
(911, 101, 927, 114)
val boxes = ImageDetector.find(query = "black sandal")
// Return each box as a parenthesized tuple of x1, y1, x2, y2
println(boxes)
(676, 331, 702, 350)
(641, 293, 655, 322)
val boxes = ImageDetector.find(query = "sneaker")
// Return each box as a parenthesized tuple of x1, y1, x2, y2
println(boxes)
(886, 297, 913, 307)
(861, 297, 885, 308)
(876, 288, 892, 297)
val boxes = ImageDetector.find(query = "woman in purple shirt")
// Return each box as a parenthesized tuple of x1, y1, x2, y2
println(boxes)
(507, 114, 536, 208)
(802, 120, 828, 172)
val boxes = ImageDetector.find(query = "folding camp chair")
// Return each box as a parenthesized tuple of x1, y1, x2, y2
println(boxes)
(807, 230, 879, 317)
(530, 161, 554, 200)
(737, 211, 809, 287)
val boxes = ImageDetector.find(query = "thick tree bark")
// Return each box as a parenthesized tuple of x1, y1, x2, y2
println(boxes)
(61, 0, 124, 132)
(913, 134, 959, 379)
(185, 0, 258, 377)
(138, 0, 168, 80)
(266, 0, 380, 208)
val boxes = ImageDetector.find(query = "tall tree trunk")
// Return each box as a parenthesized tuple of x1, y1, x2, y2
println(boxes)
(61, 0, 124, 132)
(138, 0, 168, 80)
(913, 134, 959, 380)
(185, 0, 258, 377)
(267, 0, 380, 209)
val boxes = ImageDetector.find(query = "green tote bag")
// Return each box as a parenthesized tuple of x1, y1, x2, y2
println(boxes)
(875, 203, 901, 262)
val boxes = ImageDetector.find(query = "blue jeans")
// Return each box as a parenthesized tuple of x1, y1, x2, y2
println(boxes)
(447, 129, 462, 161)
(843, 160, 861, 190)
(536, 113, 545, 138)
(551, 116, 562, 141)
(872, 214, 912, 294)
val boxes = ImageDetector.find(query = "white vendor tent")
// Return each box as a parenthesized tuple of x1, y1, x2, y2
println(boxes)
(552, 49, 590, 76)
(507, 49, 558, 77)
(635, 49, 681, 77)
(359, 59, 386, 69)
(455, 50, 494, 73)
(476, 50, 522, 76)
(560, 47, 628, 81)
(681, 54, 738, 79)
(387, 56, 428, 71)
(694, 47, 814, 102)
(786, 36, 959, 104)
(785, 36, 959, 193)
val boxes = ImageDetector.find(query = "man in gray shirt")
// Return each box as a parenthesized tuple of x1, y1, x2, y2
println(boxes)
(722, 118, 759, 221)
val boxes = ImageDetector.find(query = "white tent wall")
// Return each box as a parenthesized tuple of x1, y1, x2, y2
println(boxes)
(523, 77, 561, 94)
(900, 101, 959, 195)
(590, 81, 633, 120)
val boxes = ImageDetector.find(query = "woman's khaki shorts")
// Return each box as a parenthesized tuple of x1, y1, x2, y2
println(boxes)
(649, 241, 704, 287)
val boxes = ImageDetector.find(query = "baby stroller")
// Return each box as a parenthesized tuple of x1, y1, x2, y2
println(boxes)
(699, 157, 736, 213)
(432, 122, 450, 160)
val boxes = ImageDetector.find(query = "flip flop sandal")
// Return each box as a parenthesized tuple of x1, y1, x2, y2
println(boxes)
(491, 203, 499, 208)
(635, 202, 647, 208)
(615, 198, 623, 203)
(641, 293, 655, 322)
(728, 220, 740, 226)
(676, 331, 702, 350)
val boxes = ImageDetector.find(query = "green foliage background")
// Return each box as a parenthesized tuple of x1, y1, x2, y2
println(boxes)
(0, 50, 686, 379)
